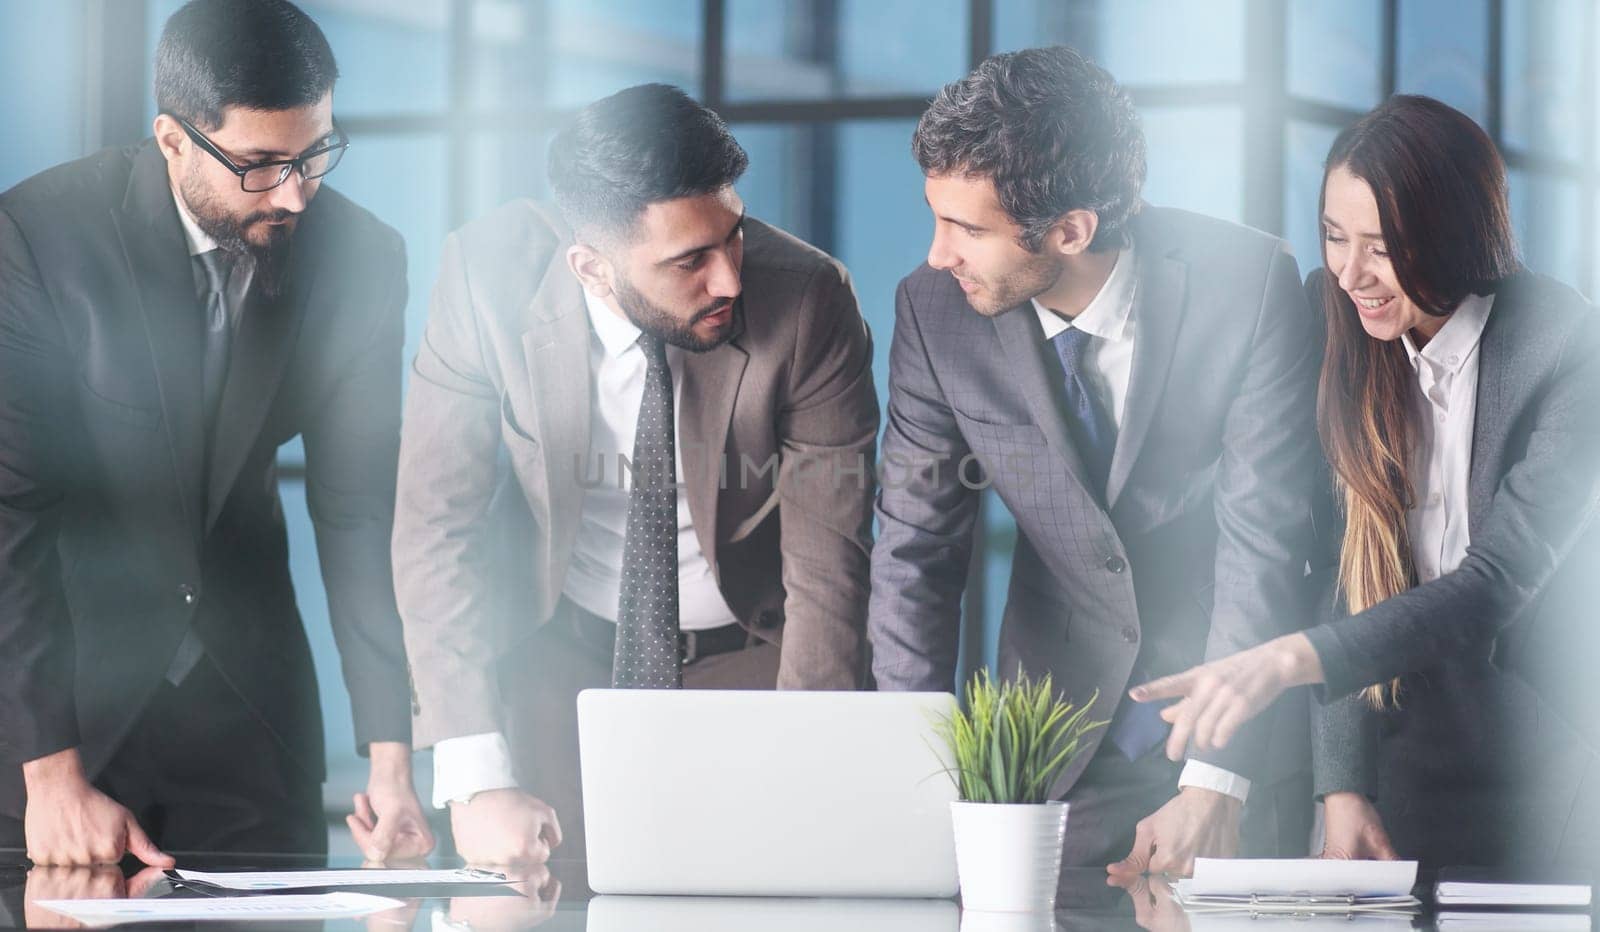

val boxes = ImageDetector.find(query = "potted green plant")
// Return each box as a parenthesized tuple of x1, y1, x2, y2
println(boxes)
(935, 668, 1106, 912)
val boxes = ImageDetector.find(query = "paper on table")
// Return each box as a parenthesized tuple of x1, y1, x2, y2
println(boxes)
(1183, 858, 1418, 898)
(174, 867, 508, 890)
(36, 892, 404, 926)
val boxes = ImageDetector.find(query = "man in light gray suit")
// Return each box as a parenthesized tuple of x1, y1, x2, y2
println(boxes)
(869, 47, 1320, 875)
(394, 84, 878, 864)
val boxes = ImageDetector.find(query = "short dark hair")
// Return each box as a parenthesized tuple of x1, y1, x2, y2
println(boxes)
(547, 83, 749, 242)
(155, 0, 339, 131)
(1323, 94, 1520, 314)
(912, 46, 1146, 252)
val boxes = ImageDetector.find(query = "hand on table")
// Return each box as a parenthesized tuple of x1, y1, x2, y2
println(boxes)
(1319, 792, 1398, 860)
(1106, 787, 1241, 878)
(347, 741, 436, 864)
(449, 789, 563, 868)
(446, 861, 562, 931)
(22, 749, 173, 868)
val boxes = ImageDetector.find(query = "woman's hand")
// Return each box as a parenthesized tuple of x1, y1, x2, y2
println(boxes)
(1320, 792, 1398, 860)
(1130, 632, 1325, 760)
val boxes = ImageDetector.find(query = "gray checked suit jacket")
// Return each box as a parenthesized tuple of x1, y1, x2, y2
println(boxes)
(394, 201, 879, 749)
(870, 206, 1322, 795)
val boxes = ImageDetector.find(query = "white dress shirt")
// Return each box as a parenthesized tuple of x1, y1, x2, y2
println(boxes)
(1033, 246, 1250, 804)
(431, 288, 739, 808)
(1402, 293, 1493, 581)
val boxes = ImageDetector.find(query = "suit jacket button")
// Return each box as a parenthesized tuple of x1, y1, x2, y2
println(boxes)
(178, 583, 197, 606)
(1104, 555, 1127, 574)
(1121, 626, 1138, 643)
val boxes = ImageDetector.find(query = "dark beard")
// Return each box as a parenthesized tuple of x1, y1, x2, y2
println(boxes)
(612, 276, 740, 353)
(179, 172, 296, 299)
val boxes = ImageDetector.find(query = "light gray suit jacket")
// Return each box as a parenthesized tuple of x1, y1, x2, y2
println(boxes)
(870, 207, 1321, 794)
(395, 201, 879, 749)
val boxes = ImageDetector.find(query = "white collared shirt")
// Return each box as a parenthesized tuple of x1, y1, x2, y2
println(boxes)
(1033, 246, 1249, 804)
(1402, 293, 1493, 582)
(431, 289, 738, 809)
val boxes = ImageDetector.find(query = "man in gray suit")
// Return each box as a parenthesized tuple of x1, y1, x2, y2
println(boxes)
(869, 47, 1320, 875)
(393, 84, 878, 865)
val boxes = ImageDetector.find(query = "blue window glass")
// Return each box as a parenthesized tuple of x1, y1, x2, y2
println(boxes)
(1397, 0, 1489, 123)
(1140, 107, 1245, 224)
(1288, 0, 1383, 111)
(1508, 169, 1583, 287)
(300, 2, 451, 115)
(1502, 0, 1584, 162)
(0, 0, 87, 190)
(726, 0, 966, 101)
(1284, 120, 1342, 275)
(546, 0, 701, 106)
(995, 0, 1246, 85)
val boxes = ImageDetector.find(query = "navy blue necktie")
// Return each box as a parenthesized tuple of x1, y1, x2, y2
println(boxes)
(1052, 327, 1167, 759)
(1050, 327, 1115, 500)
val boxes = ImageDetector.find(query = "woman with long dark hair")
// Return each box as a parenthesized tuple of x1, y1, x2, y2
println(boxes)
(1135, 94, 1600, 867)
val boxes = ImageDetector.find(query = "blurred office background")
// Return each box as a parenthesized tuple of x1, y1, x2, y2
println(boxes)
(2, 0, 1596, 842)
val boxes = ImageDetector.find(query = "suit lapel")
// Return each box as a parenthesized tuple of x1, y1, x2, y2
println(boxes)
(1107, 246, 1187, 509)
(110, 144, 207, 543)
(1467, 279, 1531, 537)
(678, 302, 749, 578)
(522, 263, 591, 558)
(991, 306, 1096, 497)
(204, 227, 315, 533)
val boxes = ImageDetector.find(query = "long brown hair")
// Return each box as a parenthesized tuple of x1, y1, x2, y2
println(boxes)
(1315, 95, 1520, 707)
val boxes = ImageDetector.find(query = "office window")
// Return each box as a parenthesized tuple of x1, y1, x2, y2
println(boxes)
(0, 1, 87, 189)
(1284, 120, 1340, 274)
(547, 0, 701, 106)
(1141, 107, 1245, 224)
(1287, 0, 1382, 112)
(727, 0, 966, 101)
(302, 2, 452, 115)
(1397, 0, 1489, 123)
(1502, 0, 1585, 162)
(1509, 170, 1584, 286)
(994, 0, 1246, 85)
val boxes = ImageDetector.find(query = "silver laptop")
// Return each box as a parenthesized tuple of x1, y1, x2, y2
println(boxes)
(577, 689, 959, 897)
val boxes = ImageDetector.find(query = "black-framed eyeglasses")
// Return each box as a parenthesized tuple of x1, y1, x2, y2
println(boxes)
(172, 115, 349, 193)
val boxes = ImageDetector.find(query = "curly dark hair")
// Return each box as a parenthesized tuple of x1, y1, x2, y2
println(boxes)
(912, 46, 1146, 252)
(548, 83, 749, 243)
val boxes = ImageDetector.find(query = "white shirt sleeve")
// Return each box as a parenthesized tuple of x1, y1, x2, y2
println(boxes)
(1178, 760, 1251, 803)
(430, 731, 519, 810)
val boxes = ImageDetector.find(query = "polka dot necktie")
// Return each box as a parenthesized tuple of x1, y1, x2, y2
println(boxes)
(613, 334, 683, 688)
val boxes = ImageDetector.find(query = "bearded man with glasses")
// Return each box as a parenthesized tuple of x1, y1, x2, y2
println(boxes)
(0, 0, 429, 865)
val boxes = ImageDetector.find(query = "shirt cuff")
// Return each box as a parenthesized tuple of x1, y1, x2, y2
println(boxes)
(1178, 760, 1251, 803)
(430, 731, 519, 810)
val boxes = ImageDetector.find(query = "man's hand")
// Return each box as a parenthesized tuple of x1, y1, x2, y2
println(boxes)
(449, 789, 563, 867)
(1131, 632, 1324, 760)
(22, 749, 173, 868)
(1319, 792, 1398, 860)
(1107, 871, 1192, 932)
(446, 861, 562, 931)
(346, 741, 436, 863)
(1106, 787, 1241, 878)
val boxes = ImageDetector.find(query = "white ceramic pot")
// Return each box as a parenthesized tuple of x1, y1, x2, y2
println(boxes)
(949, 800, 1069, 912)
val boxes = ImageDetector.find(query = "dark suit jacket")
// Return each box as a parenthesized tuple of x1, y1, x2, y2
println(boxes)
(869, 207, 1322, 794)
(0, 141, 412, 816)
(1306, 269, 1600, 865)
(394, 201, 879, 749)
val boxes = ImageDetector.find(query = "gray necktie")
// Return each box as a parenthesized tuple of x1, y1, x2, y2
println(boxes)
(613, 335, 682, 688)
(193, 248, 235, 450)
(164, 248, 236, 687)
